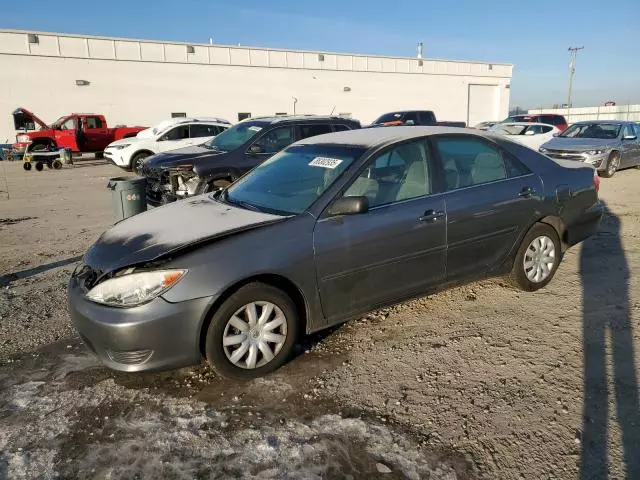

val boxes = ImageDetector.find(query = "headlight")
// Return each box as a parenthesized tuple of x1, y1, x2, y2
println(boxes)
(86, 269, 187, 307)
(585, 150, 605, 155)
(110, 143, 131, 150)
(16, 135, 31, 143)
(539, 147, 548, 154)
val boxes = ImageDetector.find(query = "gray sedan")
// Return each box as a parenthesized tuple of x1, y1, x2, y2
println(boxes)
(539, 120, 640, 177)
(69, 127, 602, 378)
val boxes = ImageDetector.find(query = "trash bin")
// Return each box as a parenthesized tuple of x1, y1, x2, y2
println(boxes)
(107, 177, 147, 221)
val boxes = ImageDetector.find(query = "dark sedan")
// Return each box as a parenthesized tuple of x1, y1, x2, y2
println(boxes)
(69, 127, 602, 378)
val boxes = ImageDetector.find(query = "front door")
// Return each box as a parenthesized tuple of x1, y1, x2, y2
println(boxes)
(314, 138, 447, 322)
(620, 124, 640, 167)
(432, 135, 543, 280)
(157, 124, 190, 152)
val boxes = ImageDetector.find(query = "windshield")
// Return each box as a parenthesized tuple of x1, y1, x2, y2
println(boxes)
(203, 121, 266, 151)
(50, 116, 67, 128)
(560, 123, 621, 139)
(224, 144, 366, 215)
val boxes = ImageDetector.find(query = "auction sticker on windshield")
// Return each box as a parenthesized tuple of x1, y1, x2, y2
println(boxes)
(309, 157, 343, 169)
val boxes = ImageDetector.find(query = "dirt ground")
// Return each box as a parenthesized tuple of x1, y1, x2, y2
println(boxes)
(0, 158, 638, 479)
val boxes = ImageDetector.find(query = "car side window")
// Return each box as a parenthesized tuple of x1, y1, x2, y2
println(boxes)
(86, 117, 103, 129)
(190, 124, 220, 138)
(343, 139, 431, 207)
(622, 124, 635, 138)
(299, 124, 333, 140)
(435, 137, 529, 190)
(332, 124, 351, 132)
(540, 125, 554, 133)
(60, 118, 75, 130)
(252, 126, 295, 154)
(404, 112, 419, 125)
(161, 125, 190, 141)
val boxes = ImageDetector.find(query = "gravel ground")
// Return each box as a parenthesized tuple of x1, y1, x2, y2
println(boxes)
(1, 158, 639, 479)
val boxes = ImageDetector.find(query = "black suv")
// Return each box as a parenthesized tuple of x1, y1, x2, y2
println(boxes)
(371, 110, 437, 127)
(143, 115, 361, 206)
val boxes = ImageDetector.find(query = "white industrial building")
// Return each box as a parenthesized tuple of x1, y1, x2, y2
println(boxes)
(0, 29, 512, 143)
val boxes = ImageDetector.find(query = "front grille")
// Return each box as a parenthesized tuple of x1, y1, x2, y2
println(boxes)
(106, 349, 153, 365)
(546, 150, 586, 161)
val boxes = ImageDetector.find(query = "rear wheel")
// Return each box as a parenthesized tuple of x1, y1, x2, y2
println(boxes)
(35, 162, 44, 171)
(205, 283, 299, 379)
(131, 152, 151, 175)
(601, 151, 620, 178)
(23, 162, 32, 171)
(509, 223, 561, 292)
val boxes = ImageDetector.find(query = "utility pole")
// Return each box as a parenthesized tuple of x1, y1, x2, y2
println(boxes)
(567, 46, 584, 122)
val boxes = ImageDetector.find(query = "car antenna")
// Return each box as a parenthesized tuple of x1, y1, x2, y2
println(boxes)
(329, 106, 336, 116)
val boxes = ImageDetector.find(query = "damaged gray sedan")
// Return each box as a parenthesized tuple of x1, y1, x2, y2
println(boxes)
(69, 127, 602, 378)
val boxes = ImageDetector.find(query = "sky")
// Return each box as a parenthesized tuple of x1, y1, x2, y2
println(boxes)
(2, 0, 638, 109)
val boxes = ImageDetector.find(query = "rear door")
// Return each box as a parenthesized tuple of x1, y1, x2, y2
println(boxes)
(432, 135, 543, 280)
(187, 123, 222, 146)
(157, 124, 190, 152)
(84, 116, 109, 151)
(314, 138, 447, 321)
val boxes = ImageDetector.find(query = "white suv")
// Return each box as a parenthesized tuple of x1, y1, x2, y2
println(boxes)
(105, 117, 231, 173)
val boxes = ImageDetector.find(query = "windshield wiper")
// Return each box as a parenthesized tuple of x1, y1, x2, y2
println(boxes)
(221, 190, 263, 212)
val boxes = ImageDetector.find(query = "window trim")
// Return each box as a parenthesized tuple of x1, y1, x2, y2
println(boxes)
(428, 133, 533, 193)
(160, 124, 190, 141)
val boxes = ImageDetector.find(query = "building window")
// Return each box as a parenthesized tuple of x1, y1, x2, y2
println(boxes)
(171, 112, 187, 118)
(27, 34, 39, 44)
(275, 112, 288, 116)
(187, 45, 195, 54)
(318, 54, 325, 62)
(238, 112, 251, 121)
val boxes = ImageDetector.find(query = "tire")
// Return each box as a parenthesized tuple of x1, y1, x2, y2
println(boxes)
(509, 223, 561, 292)
(131, 152, 151, 175)
(23, 162, 32, 171)
(601, 151, 620, 178)
(35, 161, 44, 172)
(205, 282, 300, 379)
(95, 152, 104, 160)
(52, 159, 62, 170)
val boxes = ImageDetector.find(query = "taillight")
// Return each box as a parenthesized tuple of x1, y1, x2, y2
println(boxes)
(593, 170, 600, 193)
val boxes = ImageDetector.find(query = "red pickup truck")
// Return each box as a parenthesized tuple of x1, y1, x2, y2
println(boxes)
(11, 108, 146, 155)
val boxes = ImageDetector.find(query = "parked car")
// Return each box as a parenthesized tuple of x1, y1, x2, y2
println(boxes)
(474, 121, 499, 130)
(10, 107, 146, 155)
(69, 126, 602, 378)
(539, 121, 640, 178)
(104, 117, 231, 174)
(501, 114, 568, 132)
(142, 115, 361, 207)
(489, 122, 560, 151)
(371, 110, 437, 126)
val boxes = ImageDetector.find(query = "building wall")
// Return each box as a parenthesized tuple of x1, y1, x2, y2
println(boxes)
(0, 30, 512, 142)
(529, 105, 640, 123)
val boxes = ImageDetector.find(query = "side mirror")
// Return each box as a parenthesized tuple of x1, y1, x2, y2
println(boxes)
(247, 144, 263, 155)
(623, 135, 637, 140)
(328, 196, 369, 217)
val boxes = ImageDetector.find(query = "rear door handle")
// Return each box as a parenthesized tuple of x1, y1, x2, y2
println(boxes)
(419, 209, 445, 223)
(518, 187, 536, 198)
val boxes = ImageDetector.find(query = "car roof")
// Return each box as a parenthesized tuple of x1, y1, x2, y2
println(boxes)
(571, 120, 627, 125)
(244, 115, 358, 124)
(297, 125, 479, 148)
(499, 122, 555, 127)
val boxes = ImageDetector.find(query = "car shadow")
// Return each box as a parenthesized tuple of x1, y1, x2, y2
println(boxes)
(579, 201, 640, 479)
(0, 255, 82, 286)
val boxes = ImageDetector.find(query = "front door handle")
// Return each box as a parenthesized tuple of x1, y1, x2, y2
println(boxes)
(419, 209, 445, 223)
(518, 187, 536, 198)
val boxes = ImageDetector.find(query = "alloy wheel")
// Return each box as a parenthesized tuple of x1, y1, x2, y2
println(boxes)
(222, 301, 287, 369)
(523, 235, 556, 283)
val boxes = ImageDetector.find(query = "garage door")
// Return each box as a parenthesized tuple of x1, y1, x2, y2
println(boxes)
(467, 84, 498, 127)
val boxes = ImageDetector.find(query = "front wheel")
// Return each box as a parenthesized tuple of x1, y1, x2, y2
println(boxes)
(509, 223, 561, 292)
(131, 152, 150, 175)
(205, 283, 299, 379)
(601, 151, 620, 178)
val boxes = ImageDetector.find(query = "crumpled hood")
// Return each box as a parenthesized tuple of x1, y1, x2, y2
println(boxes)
(145, 145, 228, 170)
(541, 137, 619, 151)
(85, 195, 285, 274)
